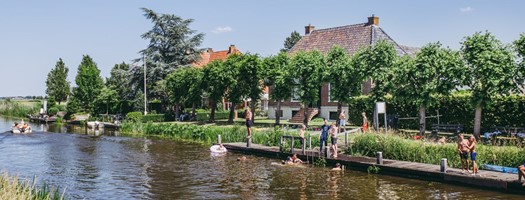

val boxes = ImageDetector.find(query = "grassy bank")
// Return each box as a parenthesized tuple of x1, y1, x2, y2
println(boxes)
(0, 100, 39, 118)
(0, 172, 64, 200)
(348, 133, 525, 169)
(121, 122, 321, 148)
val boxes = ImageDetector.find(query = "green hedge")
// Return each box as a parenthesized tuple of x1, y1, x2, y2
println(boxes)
(126, 112, 143, 122)
(142, 114, 165, 122)
(346, 94, 525, 133)
(196, 110, 230, 121)
(349, 133, 525, 168)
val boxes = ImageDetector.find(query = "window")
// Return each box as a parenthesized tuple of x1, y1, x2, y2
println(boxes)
(291, 87, 300, 102)
(329, 112, 339, 120)
(328, 83, 338, 102)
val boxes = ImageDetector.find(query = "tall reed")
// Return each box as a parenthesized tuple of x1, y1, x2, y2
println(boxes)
(0, 172, 65, 200)
(0, 100, 39, 118)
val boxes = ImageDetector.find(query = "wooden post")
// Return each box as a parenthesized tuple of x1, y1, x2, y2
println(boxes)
(279, 136, 283, 152)
(217, 134, 221, 144)
(246, 136, 251, 148)
(325, 143, 329, 158)
(345, 131, 348, 146)
(302, 138, 306, 155)
(290, 136, 294, 154)
(308, 136, 312, 149)
(440, 158, 447, 173)
(376, 152, 383, 164)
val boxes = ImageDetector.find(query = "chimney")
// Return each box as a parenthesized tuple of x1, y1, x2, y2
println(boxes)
(305, 24, 315, 35)
(207, 48, 213, 53)
(228, 45, 237, 54)
(367, 15, 379, 26)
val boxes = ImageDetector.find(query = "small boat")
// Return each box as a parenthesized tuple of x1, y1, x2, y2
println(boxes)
(482, 164, 518, 174)
(11, 127, 32, 134)
(87, 121, 103, 129)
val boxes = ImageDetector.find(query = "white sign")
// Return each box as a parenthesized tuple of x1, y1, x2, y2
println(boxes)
(376, 102, 386, 114)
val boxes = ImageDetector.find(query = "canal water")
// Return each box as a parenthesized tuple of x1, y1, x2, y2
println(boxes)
(0, 116, 522, 199)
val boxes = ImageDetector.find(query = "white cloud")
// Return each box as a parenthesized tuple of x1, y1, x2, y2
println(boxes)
(212, 26, 233, 34)
(460, 6, 473, 13)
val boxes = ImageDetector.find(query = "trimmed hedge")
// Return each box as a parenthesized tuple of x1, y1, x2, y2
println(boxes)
(196, 110, 230, 121)
(142, 114, 165, 122)
(126, 112, 143, 123)
(346, 94, 525, 133)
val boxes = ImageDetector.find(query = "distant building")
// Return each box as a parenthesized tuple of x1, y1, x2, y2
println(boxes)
(269, 15, 418, 122)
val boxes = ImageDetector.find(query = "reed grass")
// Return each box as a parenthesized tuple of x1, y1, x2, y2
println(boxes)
(348, 133, 525, 169)
(0, 172, 65, 200)
(0, 100, 39, 118)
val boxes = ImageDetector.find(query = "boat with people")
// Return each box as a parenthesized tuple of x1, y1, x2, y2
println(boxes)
(11, 120, 32, 134)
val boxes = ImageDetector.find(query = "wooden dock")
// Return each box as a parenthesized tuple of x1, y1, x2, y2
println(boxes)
(222, 142, 525, 194)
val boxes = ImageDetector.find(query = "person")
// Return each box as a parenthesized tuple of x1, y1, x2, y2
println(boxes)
(330, 123, 338, 158)
(291, 154, 303, 164)
(298, 124, 306, 147)
(237, 156, 247, 161)
(518, 164, 525, 186)
(468, 136, 478, 175)
(245, 108, 253, 137)
(22, 123, 29, 133)
(437, 136, 446, 144)
(217, 144, 225, 151)
(12, 122, 19, 130)
(339, 110, 346, 133)
(19, 119, 25, 126)
(319, 119, 330, 154)
(457, 134, 470, 173)
(332, 163, 342, 171)
(362, 112, 368, 132)
(39, 107, 45, 118)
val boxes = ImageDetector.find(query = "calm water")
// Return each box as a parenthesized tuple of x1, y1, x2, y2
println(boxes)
(0, 116, 523, 199)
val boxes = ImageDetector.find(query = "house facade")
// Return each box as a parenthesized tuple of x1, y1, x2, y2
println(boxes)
(268, 16, 417, 122)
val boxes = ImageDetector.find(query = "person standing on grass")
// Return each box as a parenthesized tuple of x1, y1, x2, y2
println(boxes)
(329, 122, 338, 158)
(245, 107, 253, 137)
(339, 110, 346, 134)
(362, 112, 368, 132)
(468, 136, 478, 175)
(319, 119, 330, 154)
(298, 124, 306, 147)
(457, 134, 470, 173)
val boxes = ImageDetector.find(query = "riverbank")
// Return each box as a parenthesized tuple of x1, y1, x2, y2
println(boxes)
(0, 172, 64, 200)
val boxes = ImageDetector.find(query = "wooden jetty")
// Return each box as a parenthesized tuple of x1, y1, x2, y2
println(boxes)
(28, 116, 56, 123)
(222, 141, 525, 195)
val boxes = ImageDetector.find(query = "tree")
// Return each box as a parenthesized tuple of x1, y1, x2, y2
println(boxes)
(263, 52, 294, 125)
(137, 8, 205, 109)
(202, 60, 231, 122)
(223, 54, 243, 123)
(513, 33, 525, 94)
(106, 62, 132, 113)
(166, 67, 203, 120)
(281, 31, 301, 52)
(461, 32, 516, 138)
(354, 40, 398, 129)
(46, 58, 70, 104)
(326, 46, 362, 119)
(239, 53, 263, 123)
(391, 43, 465, 135)
(73, 55, 104, 113)
(94, 86, 119, 114)
(291, 50, 325, 126)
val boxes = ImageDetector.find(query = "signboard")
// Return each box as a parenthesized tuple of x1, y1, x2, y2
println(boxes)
(376, 102, 386, 114)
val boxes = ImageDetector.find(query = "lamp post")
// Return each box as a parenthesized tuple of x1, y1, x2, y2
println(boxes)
(143, 54, 148, 115)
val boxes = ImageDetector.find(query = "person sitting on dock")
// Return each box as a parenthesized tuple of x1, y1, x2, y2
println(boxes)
(468, 136, 478, 175)
(518, 164, 525, 186)
(457, 134, 470, 174)
(319, 119, 330, 154)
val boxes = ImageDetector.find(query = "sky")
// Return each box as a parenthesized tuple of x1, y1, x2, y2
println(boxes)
(1, 0, 524, 97)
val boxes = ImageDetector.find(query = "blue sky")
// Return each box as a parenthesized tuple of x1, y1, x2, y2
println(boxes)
(1, 0, 524, 97)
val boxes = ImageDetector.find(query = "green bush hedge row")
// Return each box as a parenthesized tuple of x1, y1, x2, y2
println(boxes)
(196, 110, 230, 121)
(346, 94, 525, 133)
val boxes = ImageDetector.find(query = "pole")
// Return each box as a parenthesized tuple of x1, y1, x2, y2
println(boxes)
(437, 110, 440, 124)
(384, 113, 387, 133)
(143, 54, 148, 115)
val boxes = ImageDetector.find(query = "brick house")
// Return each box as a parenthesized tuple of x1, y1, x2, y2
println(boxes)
(268, 15, 418, 122)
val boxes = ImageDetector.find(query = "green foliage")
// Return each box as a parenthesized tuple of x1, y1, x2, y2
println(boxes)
(94, 86, 119, 114)
(142, 114, 165, 122)
(202, 60, 231, 121)
(367, 165, 381, 174)
(126, 111, 143, 123)
(72, 55, 104, 113)
(349, 133, 525, 169)
(0, 172, 65, 200)
(239, 53, 264, 115)
(166, 67, 203, 108)
(281, 31, 302, 52)
(47, 107, 59, 116)
(514, 33, 525, 94)
(263, 52, 294, 124)
(292, 50, 325, 107)
(64, 96, 82, 119)
(106, 62, 133, 113)
(0, 101, 39, 118)
(326, 45, 362, 104)
(196, 110, 230, 121)
(314, 157, 327, 167)
(46, 58, 70, 104)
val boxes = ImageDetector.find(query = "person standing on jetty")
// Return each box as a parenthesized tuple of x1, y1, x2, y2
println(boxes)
(457, 134, 470, 173)
(245, 107, 253, 138)
(339, 110, 346, 134)
(298, 124, 306, 147)
(518, 164, 525, 186)
(362, 112, 368, 132)
(319, 119, 330, 154)
(330, 122, 338, 158)
(468, 136, 478, 175)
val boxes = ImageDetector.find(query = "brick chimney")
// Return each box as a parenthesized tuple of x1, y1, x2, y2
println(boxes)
(305, 24, 315, 35)
(228, 45, 237, 54)
(367, 15, 379, 26)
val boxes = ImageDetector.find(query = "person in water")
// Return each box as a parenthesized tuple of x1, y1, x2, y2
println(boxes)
(237, 156, 247, 161)
(332, 163, 342, 171)
(290, 154, 303, 164)
(217, 144, 225, 151)
(468, 136, 478, 175)
(457, 134, 470, 173)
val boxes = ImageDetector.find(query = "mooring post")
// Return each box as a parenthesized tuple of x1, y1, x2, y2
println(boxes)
(217, 134, 221, 144)
(325, 143, 330, 158)
(279, 136, 283, 152)
(308, 136, 312, 149)
(376, 152, 383, 165)
(440, 158, 447, 173)
(302, 138, 306, 155)
(345, 131, 348, 146)
(290, 136, 295, 154)
(246, 136, 251, 148)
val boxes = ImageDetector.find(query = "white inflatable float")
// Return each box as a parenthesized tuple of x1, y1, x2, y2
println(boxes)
(210, 144, 227, 153)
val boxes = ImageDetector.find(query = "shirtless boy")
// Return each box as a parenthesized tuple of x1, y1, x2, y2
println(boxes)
(468, 137, 478, 174)
(457, 134, 470, 173)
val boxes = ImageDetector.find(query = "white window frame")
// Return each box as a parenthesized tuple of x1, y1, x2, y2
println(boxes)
(328, 83, 338, 102)
(291, 87, 300, 102)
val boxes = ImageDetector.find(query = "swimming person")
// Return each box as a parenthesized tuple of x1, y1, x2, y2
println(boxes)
(330, 123, 338, 158)
(319, 119, 330, 154)
(457, 134, 470, 173)
(332, 163, 342, 171)
(291, 154, 303, 164)
(468, 136, 478, 175)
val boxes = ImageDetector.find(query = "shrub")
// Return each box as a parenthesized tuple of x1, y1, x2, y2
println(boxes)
(142, 114, 165, 122)
(195, 110, 230, 121)
(126, 112, 143, 123)
(48, 107, 59, 116)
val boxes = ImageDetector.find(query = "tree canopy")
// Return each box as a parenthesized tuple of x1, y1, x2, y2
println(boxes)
(72, 55, 104, 113)
(263, 52, 294, 124)
(281, 31, 301, 52)
(326, 45, 362, 111)
(46, 58, 70, 104)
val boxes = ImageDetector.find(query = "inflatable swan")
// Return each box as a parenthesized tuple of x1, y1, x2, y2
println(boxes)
(210, 144, 227, 153)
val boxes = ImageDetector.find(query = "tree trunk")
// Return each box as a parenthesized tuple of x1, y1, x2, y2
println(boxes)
(191, 103, 196, 121)
(474, 105, 482, 139)
(419, 105, 426, 136)
(337, 102, 342, 124)
(275, 100, 281, 125)
(303, 104, 309, 126)
(175, 102, 180, 121)
(228, 102, 236, 123)
(210, 99, 216, 122)
(250, 101, 256, 123)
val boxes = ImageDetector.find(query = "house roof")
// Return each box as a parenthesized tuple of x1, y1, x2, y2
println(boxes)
(193, 45, 241, 67)
(289, 22, 416, 56)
